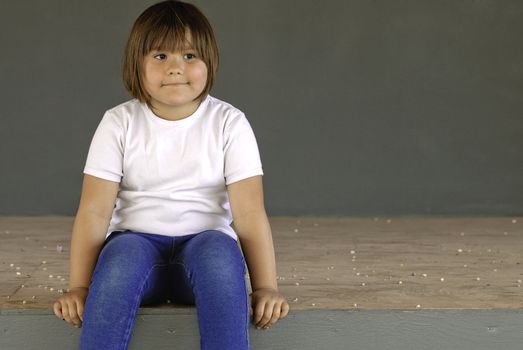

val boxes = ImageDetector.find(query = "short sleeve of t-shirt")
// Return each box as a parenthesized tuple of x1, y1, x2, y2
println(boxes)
(83, 112, 124, 183)
(223, 113, 264, 185)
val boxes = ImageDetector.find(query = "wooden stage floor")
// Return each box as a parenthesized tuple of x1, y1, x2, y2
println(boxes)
(1, 216, 522, 311)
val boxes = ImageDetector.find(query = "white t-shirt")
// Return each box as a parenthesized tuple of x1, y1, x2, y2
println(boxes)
(83, 95, 264, 241)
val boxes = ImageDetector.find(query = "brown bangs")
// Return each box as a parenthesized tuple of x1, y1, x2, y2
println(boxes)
(123, 1, 219, 105)
(143, 8, 190, 54)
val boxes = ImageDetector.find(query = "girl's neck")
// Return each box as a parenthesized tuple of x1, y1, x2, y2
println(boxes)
(149, 98, 202, 121)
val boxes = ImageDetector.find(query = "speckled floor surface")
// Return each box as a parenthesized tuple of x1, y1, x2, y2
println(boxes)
(1, 216, 522, 311)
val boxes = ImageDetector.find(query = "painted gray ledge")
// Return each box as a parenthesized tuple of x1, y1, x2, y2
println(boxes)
(2, 308, 523, 350)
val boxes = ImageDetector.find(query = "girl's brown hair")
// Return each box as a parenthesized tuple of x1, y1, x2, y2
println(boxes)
(122, 0, 219, 105)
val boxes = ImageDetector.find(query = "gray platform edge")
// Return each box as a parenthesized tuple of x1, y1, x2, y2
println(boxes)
(2, 308, 523, 350)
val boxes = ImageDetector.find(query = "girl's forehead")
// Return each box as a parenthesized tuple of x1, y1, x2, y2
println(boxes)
(149, 30, 195, 52)
(150, 43, 194, 53)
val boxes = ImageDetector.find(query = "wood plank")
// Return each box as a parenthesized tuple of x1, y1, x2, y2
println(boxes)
(1, 216, 522, 310)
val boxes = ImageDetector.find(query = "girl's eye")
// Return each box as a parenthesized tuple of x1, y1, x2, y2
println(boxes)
(184, 53, 196, 60)
(153, 53, 167, 60)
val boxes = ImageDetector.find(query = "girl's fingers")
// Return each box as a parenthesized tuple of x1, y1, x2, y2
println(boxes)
(264, 302, 281, 328)
(259, 299, 290, 329)
(61, 300, 81, 327)
(61, 301, 71, 324)
(256, 300, 276, 328)
(262, 303, 281, 329)
(253, 300, 265, 324)
(252, 293, 291, 329)
(280, 300, 290, 319)
(53, 301, 63, 319)
(68, 300, 81, 326)
(76, 300, 85, 322)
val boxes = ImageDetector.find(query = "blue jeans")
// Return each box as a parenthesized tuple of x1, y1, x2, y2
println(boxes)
(79, 230, 251, 350)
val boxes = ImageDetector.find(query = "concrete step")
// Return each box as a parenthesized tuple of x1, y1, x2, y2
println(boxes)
(2, 308, 523, 349)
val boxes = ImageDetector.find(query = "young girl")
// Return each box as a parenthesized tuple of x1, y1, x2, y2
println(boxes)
(53, 1, 289, 349)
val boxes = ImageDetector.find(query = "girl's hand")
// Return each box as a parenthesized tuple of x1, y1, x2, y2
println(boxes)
(249, 288, 289, 330)
(53, 287, 89, 328)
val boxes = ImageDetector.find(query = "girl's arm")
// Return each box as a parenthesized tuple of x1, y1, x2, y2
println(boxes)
(53, 174, 119, 327)
(227, 175, 289, 330)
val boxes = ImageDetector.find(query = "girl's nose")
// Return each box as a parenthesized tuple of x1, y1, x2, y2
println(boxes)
(167, 60, 183, 76)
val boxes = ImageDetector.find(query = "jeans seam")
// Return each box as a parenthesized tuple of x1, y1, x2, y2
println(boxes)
(120, 263, 165, 349)
(174, 261, 192, 287)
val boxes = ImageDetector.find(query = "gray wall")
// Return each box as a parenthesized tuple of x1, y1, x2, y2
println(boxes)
(1, 0, 522, 216)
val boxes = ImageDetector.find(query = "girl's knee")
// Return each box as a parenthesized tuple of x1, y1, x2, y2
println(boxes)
(186, 231, 246, 276)
(91, 233, 160, 289)
(195, 230, 241, 256)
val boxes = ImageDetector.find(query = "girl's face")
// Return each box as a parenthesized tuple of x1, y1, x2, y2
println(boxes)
(142, 38, 208, 121)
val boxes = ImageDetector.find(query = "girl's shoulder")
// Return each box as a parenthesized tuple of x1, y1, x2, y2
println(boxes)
(205, 96, 257, 138)
(206, 95, 246, 119)
(105, 99, 143, 118)
(99, 99, 144, 128)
